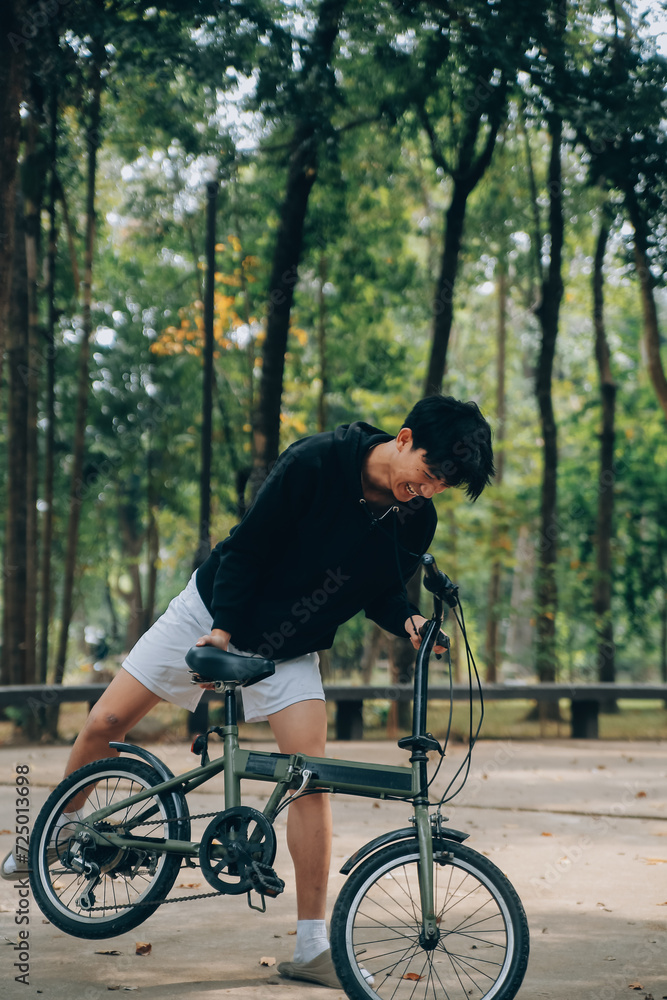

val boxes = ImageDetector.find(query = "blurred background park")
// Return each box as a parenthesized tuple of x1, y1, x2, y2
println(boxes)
(1, 0, 666, 743)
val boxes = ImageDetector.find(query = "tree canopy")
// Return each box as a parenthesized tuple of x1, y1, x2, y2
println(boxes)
(1, 0, 667, 730)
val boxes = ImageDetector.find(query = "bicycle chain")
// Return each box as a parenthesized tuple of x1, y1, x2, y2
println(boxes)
(81, 810, 245, 912)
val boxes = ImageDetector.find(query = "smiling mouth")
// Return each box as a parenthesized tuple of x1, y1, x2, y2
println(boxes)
(406, 483, 418, 497)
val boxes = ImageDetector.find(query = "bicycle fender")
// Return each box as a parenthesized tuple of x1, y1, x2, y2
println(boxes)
(108, 741, 191, 839)
(339, 824, 469, 875)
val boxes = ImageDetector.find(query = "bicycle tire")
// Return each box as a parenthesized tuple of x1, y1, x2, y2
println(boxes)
(29, 757, 185, 939)
(330, 838, 529, 1000)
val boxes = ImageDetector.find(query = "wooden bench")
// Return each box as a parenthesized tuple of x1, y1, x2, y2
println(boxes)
(1, 681, 665, 739)
(326, 682, 667, 740)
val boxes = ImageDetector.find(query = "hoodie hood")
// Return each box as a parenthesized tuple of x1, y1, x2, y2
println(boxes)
(333, 421, 394, 500)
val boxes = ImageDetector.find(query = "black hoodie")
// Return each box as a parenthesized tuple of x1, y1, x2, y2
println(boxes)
(195, 421, 437, 660)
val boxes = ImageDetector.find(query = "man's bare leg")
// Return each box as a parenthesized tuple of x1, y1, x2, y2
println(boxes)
(63, 668, 162, 811)
(2, 669, 163, 878)
(268, 699, 331, 920)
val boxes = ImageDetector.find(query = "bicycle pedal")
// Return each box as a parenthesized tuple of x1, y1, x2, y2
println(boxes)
(250, 861, 285, 898)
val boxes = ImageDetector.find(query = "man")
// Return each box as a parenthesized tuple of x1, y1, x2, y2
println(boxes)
(3, 394, 494, 989)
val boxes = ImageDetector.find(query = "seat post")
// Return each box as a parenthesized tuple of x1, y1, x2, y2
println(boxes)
(224, 684, 237, 727)
(222, 683, 241, 808)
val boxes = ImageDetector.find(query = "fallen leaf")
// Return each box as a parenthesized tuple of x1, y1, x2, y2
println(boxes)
(107, 988, 138, 992)
(403, 973, 423, 981)
(628, 984, 642, 990)
(657, 902, 667, 906)
(135, 942, 152, 956)
(95, 950, 121, 956)
(373, 803, 380, 809)
(541, 832, 553, 837)
(176, 882, 201, 889)
(0, 829, 12, 835)
(260, 957, 276, 967)
(287, 930, 297, 936)
(643, 858, 667, 865)
(636, 791, 647, 798)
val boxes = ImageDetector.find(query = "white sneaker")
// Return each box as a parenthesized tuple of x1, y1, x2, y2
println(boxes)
(1, 847, 58, 880)
(1, 810, 84, 881)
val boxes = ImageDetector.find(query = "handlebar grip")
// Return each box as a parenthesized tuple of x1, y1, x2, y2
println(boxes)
(422, 552, 439, 585)
(421, 553, 459, 607)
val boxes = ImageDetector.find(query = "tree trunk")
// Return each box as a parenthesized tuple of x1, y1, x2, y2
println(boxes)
(626, 193, 667, 420)
(424, 180, 470, 395)
(317, 253, 328, 433)
(23, 113, 43, 726)
(3, 194, 30, 689)
(118, 485, 146, 652)
(51, 43, 103, 720)
(505, 523, 535, 675)
(39, 89, 59, 685)
(194, 180, 217, 570)
(251, 122, 320, 493)
(485, 264, 508, 681)
(592, 211, 617, 711)
(250, 0, 345, 495)
(145, 447, 159, 631)
(0, 0, 26, 398)
(534, 113, 564, 702)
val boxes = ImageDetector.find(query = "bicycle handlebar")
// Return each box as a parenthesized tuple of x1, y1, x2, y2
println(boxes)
(421, 553, 459, 608)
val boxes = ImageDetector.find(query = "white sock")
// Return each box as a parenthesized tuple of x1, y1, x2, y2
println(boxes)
(293, 919, 329, 964)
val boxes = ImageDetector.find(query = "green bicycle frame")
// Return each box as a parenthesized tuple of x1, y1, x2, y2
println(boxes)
(74, 607, 446, 939)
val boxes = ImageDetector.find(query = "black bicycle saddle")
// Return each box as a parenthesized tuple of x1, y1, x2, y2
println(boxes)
(185, 646, 275, 687)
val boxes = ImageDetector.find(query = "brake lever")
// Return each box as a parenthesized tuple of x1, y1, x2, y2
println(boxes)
(418, 621, 450, 659)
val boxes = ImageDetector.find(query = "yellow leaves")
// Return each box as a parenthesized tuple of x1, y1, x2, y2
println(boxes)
(279, 413, 307, 435)
(154, 233, 261, 357)
(495, 533, 512, 552)
(218, 272, 242, 288)
(292, 326, 308, 347)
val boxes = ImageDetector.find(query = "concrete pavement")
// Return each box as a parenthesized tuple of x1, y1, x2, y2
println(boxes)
(1, 737, 666, 1000)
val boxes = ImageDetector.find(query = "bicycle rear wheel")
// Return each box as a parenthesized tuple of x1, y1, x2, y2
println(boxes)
(330, 838, 529, 1000)
(29, 757, 185, 939)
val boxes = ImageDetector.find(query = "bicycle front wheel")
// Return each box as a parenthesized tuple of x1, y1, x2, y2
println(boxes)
(29, 757, 185, 939)
(331, 838, 529, 1000)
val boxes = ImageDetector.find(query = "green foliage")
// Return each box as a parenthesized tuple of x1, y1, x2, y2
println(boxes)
(3, 0, 667, 689)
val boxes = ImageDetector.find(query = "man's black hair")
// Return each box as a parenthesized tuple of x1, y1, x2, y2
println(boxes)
(402, 395, 495, 501)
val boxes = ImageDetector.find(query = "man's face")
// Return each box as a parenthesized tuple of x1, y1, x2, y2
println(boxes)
(390, 428, 450, 503)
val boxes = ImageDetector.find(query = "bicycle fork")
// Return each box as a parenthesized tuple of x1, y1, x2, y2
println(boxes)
(413, 802, 440, 949)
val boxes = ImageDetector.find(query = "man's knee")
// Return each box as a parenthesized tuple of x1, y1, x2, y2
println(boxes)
(83, 707, 129, 739)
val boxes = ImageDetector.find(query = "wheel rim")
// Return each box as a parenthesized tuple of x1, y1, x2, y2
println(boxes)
(344, 849, 515, 1000)
(38, 768, 175, 925)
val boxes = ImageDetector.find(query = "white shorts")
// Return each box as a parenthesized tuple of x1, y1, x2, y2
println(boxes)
(121, 571, 324, 723)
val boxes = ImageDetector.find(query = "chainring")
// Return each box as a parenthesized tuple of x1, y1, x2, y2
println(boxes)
(199, 806, 277, 895)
